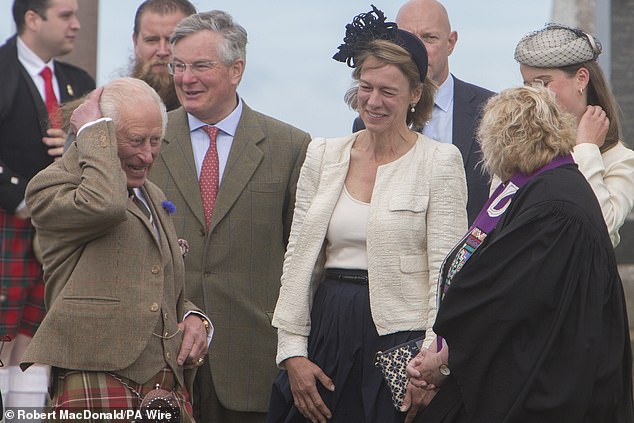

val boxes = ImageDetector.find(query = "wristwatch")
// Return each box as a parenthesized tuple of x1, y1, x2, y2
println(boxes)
(439, 364, 451, 376)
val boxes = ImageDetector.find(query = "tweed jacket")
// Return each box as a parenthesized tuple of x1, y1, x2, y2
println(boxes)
(272, 133, 468, 365)
(21, 121, 198, 389)
(148, 103, 310, 412)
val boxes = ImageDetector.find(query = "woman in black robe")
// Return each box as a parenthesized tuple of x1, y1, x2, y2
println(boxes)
(404, 86, 633, 423)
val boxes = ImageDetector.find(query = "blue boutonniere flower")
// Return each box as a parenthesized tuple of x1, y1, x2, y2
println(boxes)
(162, 200, 176, 215)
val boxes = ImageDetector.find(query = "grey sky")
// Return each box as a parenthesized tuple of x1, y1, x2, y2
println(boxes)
(0, 1, 552, 137)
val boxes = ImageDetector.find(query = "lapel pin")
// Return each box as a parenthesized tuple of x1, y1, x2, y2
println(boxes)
(66, 84, 74, 96)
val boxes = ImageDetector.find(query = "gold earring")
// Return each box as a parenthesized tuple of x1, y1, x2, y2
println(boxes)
(579, 88, 584, 96)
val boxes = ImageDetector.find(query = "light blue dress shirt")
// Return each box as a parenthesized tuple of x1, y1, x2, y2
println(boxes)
(187, 96, 243, 184)
(422, 75, 454, 144)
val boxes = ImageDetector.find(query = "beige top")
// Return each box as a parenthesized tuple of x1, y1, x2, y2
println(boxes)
(324, 185, 370, 270)
(272, 134, 468, 365)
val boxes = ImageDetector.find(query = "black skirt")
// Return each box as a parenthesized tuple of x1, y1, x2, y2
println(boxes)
(267, 269, 424, 423)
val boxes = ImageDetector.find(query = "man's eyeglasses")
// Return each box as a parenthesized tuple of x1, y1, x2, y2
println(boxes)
(168, 61, 219, 75)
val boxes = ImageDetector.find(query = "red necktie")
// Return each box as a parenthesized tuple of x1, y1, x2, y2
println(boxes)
(39, 66, 62, 129)
(200, 126, 220, 229)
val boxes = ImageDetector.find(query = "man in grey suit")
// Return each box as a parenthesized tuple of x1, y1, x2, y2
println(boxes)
(149, 10, 311, 423)
(22, 78, 210, 419)
(353, 0, 494, 224)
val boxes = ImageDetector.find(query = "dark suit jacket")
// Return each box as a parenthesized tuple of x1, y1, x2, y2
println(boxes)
(23, 121, 198, 390)
(0, 35, 95, 212)
(149, 103, 310, 412)
(353, 75, 494, 224)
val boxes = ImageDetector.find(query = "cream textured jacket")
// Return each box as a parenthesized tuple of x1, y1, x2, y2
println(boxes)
(573, 142, 634, 247)
(272, 133, 468, 365)
(490, 141, 634, 247)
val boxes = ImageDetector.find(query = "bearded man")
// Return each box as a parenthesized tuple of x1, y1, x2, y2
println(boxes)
(130, 0, 196, 111)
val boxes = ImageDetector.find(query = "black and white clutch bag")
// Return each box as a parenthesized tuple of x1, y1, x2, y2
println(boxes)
(374, 337, 424, 410)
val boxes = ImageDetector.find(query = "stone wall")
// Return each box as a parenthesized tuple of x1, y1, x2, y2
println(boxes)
(611, 0, 634, 147)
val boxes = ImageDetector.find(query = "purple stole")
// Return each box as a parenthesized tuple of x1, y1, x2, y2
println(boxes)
(436, 154, 574, 350)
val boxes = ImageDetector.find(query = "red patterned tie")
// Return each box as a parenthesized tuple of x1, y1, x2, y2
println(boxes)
(39, 66, 61, 129)
(200, 126, 219, 229)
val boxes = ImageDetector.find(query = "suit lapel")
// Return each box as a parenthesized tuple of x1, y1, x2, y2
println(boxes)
(129, 188, 161, 247)
(209, 105, 264, 232)
(144, 184, 178, 264)
(451, 76, 477, 164)
(17, 64, 48, 136)
(54, 61, 77, 102)
(162, 109, 207, 228)
(127, 195, 160, 248)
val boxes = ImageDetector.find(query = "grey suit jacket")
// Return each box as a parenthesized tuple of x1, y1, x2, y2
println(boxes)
(22, 121, 197, 390)
(149, 103, 310, 412)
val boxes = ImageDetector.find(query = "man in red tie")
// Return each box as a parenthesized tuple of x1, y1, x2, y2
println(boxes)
(0, 0, 95, 410)
(149, 11, 310, 422)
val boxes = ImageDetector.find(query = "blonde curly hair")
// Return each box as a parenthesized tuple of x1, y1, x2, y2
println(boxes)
(478, 86, 577, 181)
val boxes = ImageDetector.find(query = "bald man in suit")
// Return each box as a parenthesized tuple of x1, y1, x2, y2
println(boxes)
(149, 11, 310, 423)
(353, 0, 494, 224)
(22, 78, 209, 420)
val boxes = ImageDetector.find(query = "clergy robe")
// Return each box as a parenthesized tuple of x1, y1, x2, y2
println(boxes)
(416, 164, 633, 423)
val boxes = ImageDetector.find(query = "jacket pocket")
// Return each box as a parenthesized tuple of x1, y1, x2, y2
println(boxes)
(400, 254, 426, 273)
(62, 295, 121, 304)
(389, 194, 428, 213)
(248, 181, 283, 193)
(399, 255, 428, 305)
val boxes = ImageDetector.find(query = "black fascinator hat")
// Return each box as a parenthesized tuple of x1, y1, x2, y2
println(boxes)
(333, 5, 428, 82)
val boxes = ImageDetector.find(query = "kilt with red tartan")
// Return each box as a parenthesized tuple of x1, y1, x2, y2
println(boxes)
(0, 209, 45, 338)
(52, 367, 194, 422)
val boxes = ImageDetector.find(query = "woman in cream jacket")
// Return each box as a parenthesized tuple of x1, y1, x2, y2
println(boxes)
(268, 7, 467, 423)
(513, 24, 634, 247)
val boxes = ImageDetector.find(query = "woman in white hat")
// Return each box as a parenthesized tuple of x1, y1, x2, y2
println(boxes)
(513, 23, 634, 247)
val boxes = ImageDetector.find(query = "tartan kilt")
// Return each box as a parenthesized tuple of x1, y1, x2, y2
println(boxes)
(0, 209, 45, 338)
(52, 368, 195, 423)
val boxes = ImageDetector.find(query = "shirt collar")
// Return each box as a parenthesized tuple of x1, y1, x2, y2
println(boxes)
(434, 75, 454, 112)
(17, 35, 55, 78)
(187, 95, 243, 137)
